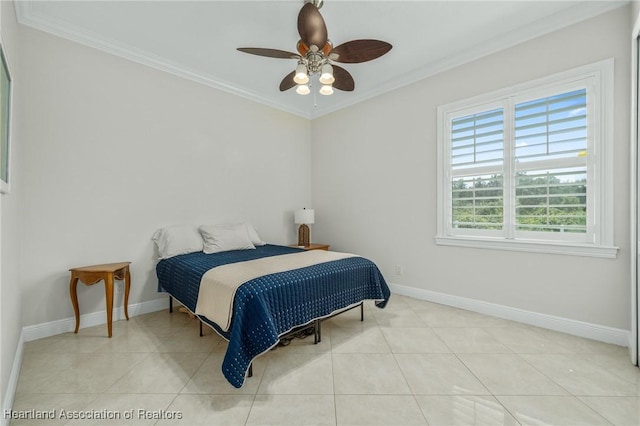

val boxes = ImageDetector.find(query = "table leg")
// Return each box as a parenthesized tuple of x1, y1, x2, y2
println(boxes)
(123, 266, 131, 320)
(105, 273, 114, 338)
(69, 275, 80, 334)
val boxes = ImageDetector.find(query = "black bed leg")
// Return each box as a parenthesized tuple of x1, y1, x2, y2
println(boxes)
(248, 363, 253, 378)
(199, 321, 203, 337)
(169, 297, 173, 313)
(360, 302, 364, 321)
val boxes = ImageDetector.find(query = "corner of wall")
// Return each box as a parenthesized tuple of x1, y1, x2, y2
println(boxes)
(0, 330, 23, 426)
(0, 0, 23, 415)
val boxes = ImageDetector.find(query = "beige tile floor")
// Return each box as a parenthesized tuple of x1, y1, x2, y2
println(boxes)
(9, 295, 640, 426)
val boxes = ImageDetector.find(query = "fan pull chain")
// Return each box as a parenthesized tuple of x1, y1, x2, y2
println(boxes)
(313, 86, 317, 108)
(312, 78, 317, 108)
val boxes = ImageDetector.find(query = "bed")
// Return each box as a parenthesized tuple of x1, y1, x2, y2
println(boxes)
(156, 244, 390, 388)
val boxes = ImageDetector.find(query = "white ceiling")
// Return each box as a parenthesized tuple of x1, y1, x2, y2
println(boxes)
(16, 0, 627, 119)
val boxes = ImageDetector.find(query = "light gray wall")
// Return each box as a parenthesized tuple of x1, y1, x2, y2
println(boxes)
(1, 0, 22, 408)
(311, 6, 632, 330)
(2, 3, 635, 407)
(17, 24, 312, 328)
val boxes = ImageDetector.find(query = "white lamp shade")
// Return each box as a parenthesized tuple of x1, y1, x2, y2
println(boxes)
(319, 84, 334, 96)
(319, 64, 335, 85)
(293, 64, 309, 85)
(294, 209, 315, 224)
(296, 84, 310, 95)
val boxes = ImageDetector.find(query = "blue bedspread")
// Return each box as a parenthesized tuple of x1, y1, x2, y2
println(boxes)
(156, 244, 390, 388)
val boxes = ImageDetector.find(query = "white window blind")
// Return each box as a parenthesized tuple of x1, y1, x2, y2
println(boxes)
(514, 89, 588, 235)
(451, 108, 504, 169)
(437, 60, 616, 257)
(515, 168, 587, 234)
(450, 109, 504, 231)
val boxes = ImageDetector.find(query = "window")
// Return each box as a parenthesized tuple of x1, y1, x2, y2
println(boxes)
(437, 60, 617, 257)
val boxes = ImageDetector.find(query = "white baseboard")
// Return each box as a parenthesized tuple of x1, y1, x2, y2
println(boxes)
(389, 283, 630, 347)
(2, 298, 169, 422)
(1, 330, 24, 426)
(22, 297, 169, 342)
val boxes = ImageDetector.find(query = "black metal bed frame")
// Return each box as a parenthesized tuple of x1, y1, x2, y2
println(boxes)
(169, 296, 364, 378)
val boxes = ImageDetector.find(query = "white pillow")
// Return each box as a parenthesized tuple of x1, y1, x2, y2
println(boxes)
(199, 223, 256, 254)
(152, 225, 203, 259)
(245, 223, 267, 246)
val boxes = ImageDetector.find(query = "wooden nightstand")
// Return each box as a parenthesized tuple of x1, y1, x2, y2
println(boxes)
(69, 262, 131, 338)
(289, 243, 330, 251)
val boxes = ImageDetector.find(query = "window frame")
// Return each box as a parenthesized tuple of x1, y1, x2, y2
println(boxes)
(436, 59, 617, 258)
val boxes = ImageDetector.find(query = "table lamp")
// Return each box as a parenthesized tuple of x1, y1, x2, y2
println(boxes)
(294, 208, 315, 247)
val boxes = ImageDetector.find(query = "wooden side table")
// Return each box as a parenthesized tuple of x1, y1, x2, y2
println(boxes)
(289, 243, 330, 251)
(69, 262, 131, 338)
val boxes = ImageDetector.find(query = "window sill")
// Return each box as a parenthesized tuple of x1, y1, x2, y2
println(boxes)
(435, 235, 618, 258)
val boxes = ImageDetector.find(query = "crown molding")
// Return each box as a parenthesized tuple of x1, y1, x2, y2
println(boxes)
(16, 1, 628, 120)
(308, 1, 628, 118)
(15, 0, 314, 119)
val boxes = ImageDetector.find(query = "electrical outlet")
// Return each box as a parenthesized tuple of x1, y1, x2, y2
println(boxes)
(395, 265, 403, 275)
(116, 281, 124, 293)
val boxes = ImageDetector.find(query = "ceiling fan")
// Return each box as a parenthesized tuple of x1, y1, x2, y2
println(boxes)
(237, 0, 392, 96)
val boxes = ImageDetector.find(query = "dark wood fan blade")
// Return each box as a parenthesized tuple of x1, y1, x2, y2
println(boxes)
(237, 48, 299, 59)
(297, 3, 328, 49)
(331, 39, 392, 63)
(332, 65, 355, 91)
(279, 71, 297, 92)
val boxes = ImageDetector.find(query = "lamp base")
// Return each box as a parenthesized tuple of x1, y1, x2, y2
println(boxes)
(298, 224, 310, 247)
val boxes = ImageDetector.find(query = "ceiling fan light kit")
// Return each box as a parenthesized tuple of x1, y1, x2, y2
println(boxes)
(237, 0, 392, 97)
